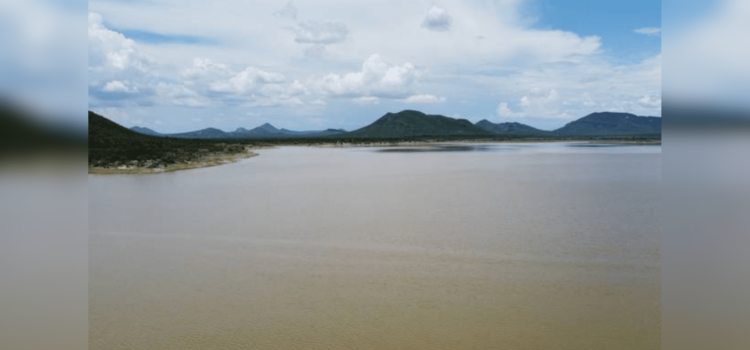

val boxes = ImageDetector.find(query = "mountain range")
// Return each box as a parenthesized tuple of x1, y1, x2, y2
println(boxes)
(128, 110, 661, 139)
(131, 123, 347, 139)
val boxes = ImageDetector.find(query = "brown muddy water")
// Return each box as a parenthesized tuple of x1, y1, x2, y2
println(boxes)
(89, 142, 660, 350)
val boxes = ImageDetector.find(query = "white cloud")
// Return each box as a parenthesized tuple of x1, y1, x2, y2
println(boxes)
(103, 80, 140, 94)
(181, 58, 232, 83)
(88, 12, 150, 74)
(492, 54, 661, 120)
(496, 89, 565, 119)
(155, 82, 212, 107)
(295, 21, 349, 44)
(634, 27, 661, 36)
(89, 14, 312, 110)
(88, 1, 602, 70)
(496, 102, 522, 118)
(422, 6, 452, 32)
(181, 58, 308, 107)
(273, 2, 298, 20)
(317, 54, 418, 99)
(88, 12, 154, 104)
(402, 94, 446, 104)
(215, 67, 286, 94)
(352, 96, 380, 105)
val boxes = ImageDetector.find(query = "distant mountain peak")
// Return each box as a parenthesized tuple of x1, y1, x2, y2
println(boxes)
(258, 123, 279, 132)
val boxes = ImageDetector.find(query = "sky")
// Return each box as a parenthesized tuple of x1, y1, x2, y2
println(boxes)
(84, 0, 663, 132)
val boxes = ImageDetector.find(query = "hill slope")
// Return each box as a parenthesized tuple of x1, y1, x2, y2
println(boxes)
(130, 126, 163, 136)
(90, 111, 154, 146)
(343, 110, 493, 138)
(475, 120, 549, 135)
(553, 112, 661, 136)
(89, 111, 248, 171)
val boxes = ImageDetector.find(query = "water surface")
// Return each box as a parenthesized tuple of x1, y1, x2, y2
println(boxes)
(90, 142, 660, 350)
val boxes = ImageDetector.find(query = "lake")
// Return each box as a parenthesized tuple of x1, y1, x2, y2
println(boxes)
(89, 142, 660, 350)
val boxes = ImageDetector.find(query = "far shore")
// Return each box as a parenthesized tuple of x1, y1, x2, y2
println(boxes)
(89, 150, 258, 175)
(88, 139, 660, 175)
(311, 138, 662, 148)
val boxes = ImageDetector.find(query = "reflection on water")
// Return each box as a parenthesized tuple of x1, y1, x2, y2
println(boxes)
(376, 141, 661, 153)
(375, 144, 499, 152)
(90, 142, 661, 350)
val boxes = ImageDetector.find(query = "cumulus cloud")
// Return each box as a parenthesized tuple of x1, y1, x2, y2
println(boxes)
(489, 53, 661, 122)
(495, 89, 563, 119)
(634, 27, 661, 36)
(88, 13, 150, 75)
(497, 102, 522, 118)
(422, 6, 452, 32)
(317, 54, 418, 99)
(88, 12, 154, 104)
(273, 2, 298, 20)
(402, 94, 446, 104)
(155, 82, 212, 108)
(214, 67, 287, 94)
(181, 58, 308, 107)
(295, 21, 349, 44)
(89, 14, 312, 110)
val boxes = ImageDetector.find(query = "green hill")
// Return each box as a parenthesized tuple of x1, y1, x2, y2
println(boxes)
(553, 112, 661, 136)
(89, 111, 247, 170)
(343, 110, 493, 138)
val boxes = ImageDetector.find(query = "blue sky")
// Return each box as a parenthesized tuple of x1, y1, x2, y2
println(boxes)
(110, 28, 219, 46)
(529, 0, 661, 62)
(87, 0, 662, 132)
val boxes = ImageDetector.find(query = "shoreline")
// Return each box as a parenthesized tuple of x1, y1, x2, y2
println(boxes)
(311, 138, 662, 148)
(88, 139, 660, 175)
(88, 150, 258, 175)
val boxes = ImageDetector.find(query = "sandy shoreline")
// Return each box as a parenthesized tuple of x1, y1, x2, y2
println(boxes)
(89, 150, 258, 175)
